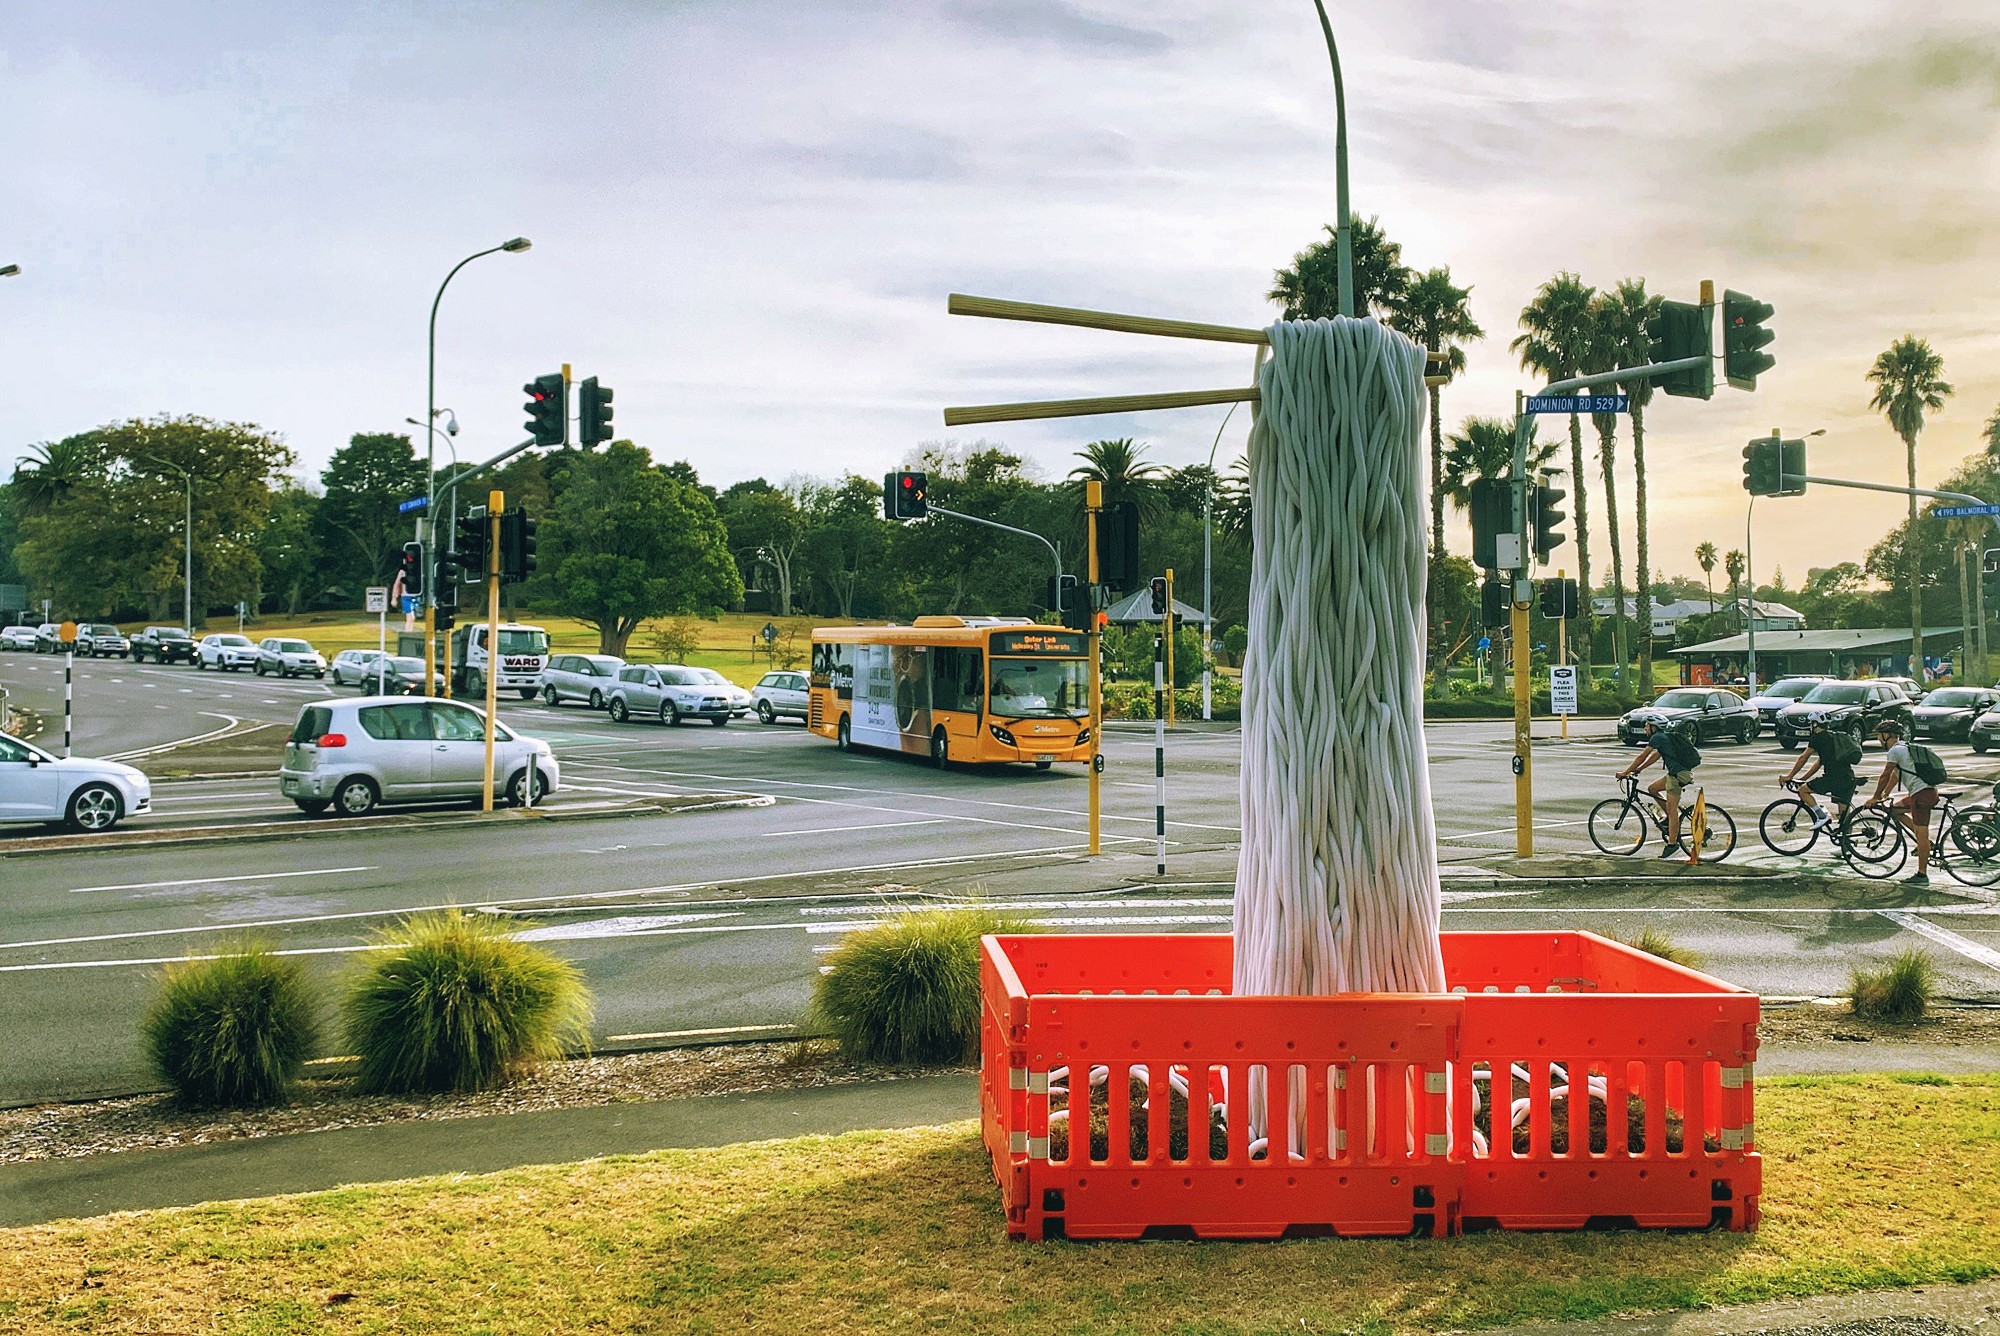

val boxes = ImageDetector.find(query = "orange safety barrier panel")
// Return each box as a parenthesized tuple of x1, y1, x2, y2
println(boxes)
(981, 931, 1760, 1241)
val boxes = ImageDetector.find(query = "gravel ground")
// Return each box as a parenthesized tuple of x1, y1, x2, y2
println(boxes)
(0, 1040, 952, 1165)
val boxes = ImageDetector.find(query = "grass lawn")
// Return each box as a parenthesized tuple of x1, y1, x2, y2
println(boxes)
(2, 1075, 1995, 1334)
(213, 610, 831, 688)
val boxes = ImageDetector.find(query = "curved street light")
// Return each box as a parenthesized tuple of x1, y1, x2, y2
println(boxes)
(138, 455, 196, 632)
(0, 264, 20, 278)
(1307, 0, 1353, 317)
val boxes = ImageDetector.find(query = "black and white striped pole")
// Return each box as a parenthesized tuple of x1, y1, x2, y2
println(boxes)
(1153, 629, 1166, 876)
(63, 647, 73, 758)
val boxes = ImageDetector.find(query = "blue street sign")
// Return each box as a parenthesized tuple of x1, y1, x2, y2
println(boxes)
(400, 595, 419, 614)
(1477, 636, 1492, 651)
(398, 496, 429, 514)
(1933, 504, 2000, 518)
(1526, 394, 1628, 414)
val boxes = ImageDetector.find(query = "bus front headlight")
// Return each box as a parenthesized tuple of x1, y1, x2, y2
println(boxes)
(989, 724, 1017, 746)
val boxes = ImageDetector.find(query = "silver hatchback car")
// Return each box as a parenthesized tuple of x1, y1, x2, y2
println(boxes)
(278, 697, 559, 816)
(539, 653, 624, 709)
(606, 664, 733, 726)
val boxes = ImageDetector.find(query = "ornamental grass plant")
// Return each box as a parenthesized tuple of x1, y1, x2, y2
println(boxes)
(1849, 947, 1936, 1023)
(343, 908, 594, 1095)
(811, 905, 1043, 1065)
(141, 943, 321, 1107)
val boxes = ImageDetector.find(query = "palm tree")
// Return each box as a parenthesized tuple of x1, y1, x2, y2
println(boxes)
(1724, 549, 1746, 629)
(1268, 215, 1411, 321)
(1867, 336, 1953, 676)
(1983, 403, 2000, 456)
(1387, 266, 1484, 560)
(1513, 273, 1598, 676)
(11, 434, 105, 513)
(1598, 279, 1664, 686)
(1439, 417, 1558, 514)
(1695, 541, 1719, 612)
(1068, 438, 1163, 518)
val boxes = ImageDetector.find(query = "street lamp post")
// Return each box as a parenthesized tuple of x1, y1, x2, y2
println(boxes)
(0, 264, 20, 278)
(1201, 402, 1242, 721)
(142, 456, 194, 631)
(422, 239, 530, 693)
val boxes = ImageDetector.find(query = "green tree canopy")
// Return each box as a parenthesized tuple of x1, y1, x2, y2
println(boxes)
(1268, 215, 1409, 320)
(316, 433, 426, 598)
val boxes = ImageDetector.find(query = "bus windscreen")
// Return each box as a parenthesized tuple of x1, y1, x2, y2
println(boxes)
(990, 657, 1088, 718)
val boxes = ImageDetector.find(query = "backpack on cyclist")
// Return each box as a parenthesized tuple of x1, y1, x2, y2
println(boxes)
(1822, 729, 1863, 767)
(1905, 741, 1948, 788)
(1653, 724, 1700, 772)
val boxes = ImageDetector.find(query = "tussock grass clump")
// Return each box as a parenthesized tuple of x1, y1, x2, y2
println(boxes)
(1617, 927, 1703, 971)
(343, 908, 594, 1094)
(1850, 948, 1936, 1023)
(812, 906, 1043, 1065)
(142, 944, 320, 1107)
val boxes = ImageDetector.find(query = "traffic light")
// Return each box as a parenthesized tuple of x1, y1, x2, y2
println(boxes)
(1480, 578, 1509, 629)
(1538, 577, 1579, 620)
(1149, 576, 1168, 616)
(398, 541, 425, 600)
(1469, 478, 1519, 571)
(1741, 436, 1782, 496)
(1646, 297, 1714, 399)
(455, 508, 490, 578)
(523, 373, 566, 446)
(499, 510, 538, 584)
(1722, 289, 1775, 390)
(578, 376, 614, 446)
(1984, 550, 2000, 611)
(1046, 573, 1078, 613)
(1096, 499, 1140, 591)
(1531, 480, 1568, 561)
(434, 555, 459, 610)
(882, 470, 929, 521)
(1779, 437, 1809, 496)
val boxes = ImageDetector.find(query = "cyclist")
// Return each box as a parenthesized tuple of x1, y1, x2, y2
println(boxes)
(1780, 712, 1861, 831)
(1616, 717, 1701, 857)
(1867, 719, 1936, 886)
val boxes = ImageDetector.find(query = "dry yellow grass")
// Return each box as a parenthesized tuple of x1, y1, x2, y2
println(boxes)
(0, 1075, 1994, 1334)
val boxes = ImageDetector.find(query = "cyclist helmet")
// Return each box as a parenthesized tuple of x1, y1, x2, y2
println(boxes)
(1807, 711, 1830, 730)
(1875, 718, 1905, 738)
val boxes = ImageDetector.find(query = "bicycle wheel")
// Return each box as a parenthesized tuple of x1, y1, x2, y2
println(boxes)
(1691, 802, 1737, 861)
(1841, 811, 1906, 880)
(1939, 809, 2000, 888)
(1758, 799, 1821, 856)
(1588, 796, 1648, 855)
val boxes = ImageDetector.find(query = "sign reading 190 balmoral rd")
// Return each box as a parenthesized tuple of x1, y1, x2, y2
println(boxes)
(1549, 664, 1579, 716)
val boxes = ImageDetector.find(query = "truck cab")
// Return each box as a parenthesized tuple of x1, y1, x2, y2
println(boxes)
(449, 622, 551, 699)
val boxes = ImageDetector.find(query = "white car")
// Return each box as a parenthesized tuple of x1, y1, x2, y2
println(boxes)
(254, 637, 327, 678)
(0, 626, 36, 651)
(689, 667, 754, 717)
(195, 633, 260, 671)
(329, 649, 390, 687)
(0, 731, 153, 832)
(750, 670, 809, 724)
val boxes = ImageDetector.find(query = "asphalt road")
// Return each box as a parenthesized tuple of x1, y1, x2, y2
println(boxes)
(3, 658, 1998, 1106)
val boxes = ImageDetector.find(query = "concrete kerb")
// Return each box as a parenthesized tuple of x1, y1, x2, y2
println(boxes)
(0, 792, 776, 858)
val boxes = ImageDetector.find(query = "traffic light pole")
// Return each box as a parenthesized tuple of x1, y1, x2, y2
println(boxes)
(428, 434, 538, 697)
(1086, 482, 1103, 855)
(1164, 568, 1176, 727)
(481, 490, 503, 813)
(925, 506, 1064, 623)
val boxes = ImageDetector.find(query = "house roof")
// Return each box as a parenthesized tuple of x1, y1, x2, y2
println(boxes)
(1672, 627, 1964, 657)
(1102, 589, 1212, 624)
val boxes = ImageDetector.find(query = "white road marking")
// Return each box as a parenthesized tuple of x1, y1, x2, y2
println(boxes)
(605, 1023, 794, 1042)
(759, 818, 952, 837)
(1877, 909, 2000, 975)
(510, 912, 742, 941)
(68, 865, 377, 894)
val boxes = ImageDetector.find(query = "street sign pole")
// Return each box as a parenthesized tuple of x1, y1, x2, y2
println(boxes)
(1086, 481, 1103, 856)
(366, 585, 390, 693)
(1558, 568, 1569, 740)
(482, 490, 504, 813)
(1164, 567, 1176, 728)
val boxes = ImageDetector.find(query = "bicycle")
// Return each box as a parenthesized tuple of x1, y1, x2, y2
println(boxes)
(1588, 774, 1737, 860)
(1758, 778, 1907, 879)
(1861, 785, 2000, 889)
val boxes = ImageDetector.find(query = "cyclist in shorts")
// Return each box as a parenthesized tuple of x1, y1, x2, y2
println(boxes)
(1616, 717, 1700, 857)
(1867, 719, 1935, 886)
(1779, 712, 1860, 831)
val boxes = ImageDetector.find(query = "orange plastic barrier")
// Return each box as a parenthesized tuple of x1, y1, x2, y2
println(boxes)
(981, 931, 1760, 1241)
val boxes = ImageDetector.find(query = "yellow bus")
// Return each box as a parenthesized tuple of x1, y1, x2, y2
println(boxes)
(808, 617, 1094, 768)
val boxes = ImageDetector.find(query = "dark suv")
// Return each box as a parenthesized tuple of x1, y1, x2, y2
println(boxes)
(1617, 687, 1759, 746)
(131, 626, 197, 663)
(1772, 680, 1916, 749)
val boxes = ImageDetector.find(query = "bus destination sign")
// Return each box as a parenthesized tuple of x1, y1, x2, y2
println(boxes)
(993, 630, 1087, 657)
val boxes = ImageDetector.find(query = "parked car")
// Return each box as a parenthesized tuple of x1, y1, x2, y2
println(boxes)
(32, 623, 63, 653)
(1617, 688, 1759, 747)
(0, 730, 152, 832)
(538, 654, 624, 708)
(194, 633, 260, 671)
(130, 626, 197, 664)
(751, 670, 810, 724)
(1876, 676, 1926, 703)
(328, 649, 389, 687)
(1744, 676, 1828, 728)
(1772, 680, 1916, 749)
(254, 637, 327, 678)
(606, 664, 733, 726)
(1970, 705, 2000, 755)
(278, 698, 557, 815)
(689, 667, 754, 717)
(75, 624, 129, 658)
(1908, 685, 1998, 743)
(0, 626, 37, 652)
(349, 656, 440, 696)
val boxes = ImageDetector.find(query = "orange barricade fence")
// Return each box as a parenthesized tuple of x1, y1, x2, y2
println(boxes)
(981, 932, 1760, 1241)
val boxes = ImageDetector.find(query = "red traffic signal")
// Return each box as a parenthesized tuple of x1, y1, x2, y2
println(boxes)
(882, 469, 929, 521)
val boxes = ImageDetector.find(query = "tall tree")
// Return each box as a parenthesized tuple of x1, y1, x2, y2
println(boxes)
(1512, 274, 1598, 676)
(11, 434, 107, 515)
(1068, 438, 1163, 518)
(257, 483, 322, 616)
(800, 475, 889, 619)
(542, 442, 741, 655)
(720, 484, 810, 615)
(1439, 416, 1558, 513)
(1598, 279, 1664, 685)
(1867, 336, 1953, 676)
(1724, 548, 1746, 626)
(316, 433, 427, 599)
(1268, 215, 1411, 320)
(1984, 403, 2000, 456)
(1387, 266, 1484, 558)
(1695, 541, 1718, 611)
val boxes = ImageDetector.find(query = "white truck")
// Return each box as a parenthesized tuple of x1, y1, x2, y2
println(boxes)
(450, 621, 551, 700)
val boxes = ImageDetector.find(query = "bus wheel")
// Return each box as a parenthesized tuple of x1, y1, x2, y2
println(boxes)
(1035, 758, 1053, 770)
(930, 727, 949, 769)
(836, 716, 851, 751)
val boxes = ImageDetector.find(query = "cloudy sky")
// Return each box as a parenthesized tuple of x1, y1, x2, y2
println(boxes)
(5, 0, 1998, 588)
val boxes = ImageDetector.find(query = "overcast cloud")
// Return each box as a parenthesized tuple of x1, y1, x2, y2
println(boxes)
(4, 0, 1998, 583)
